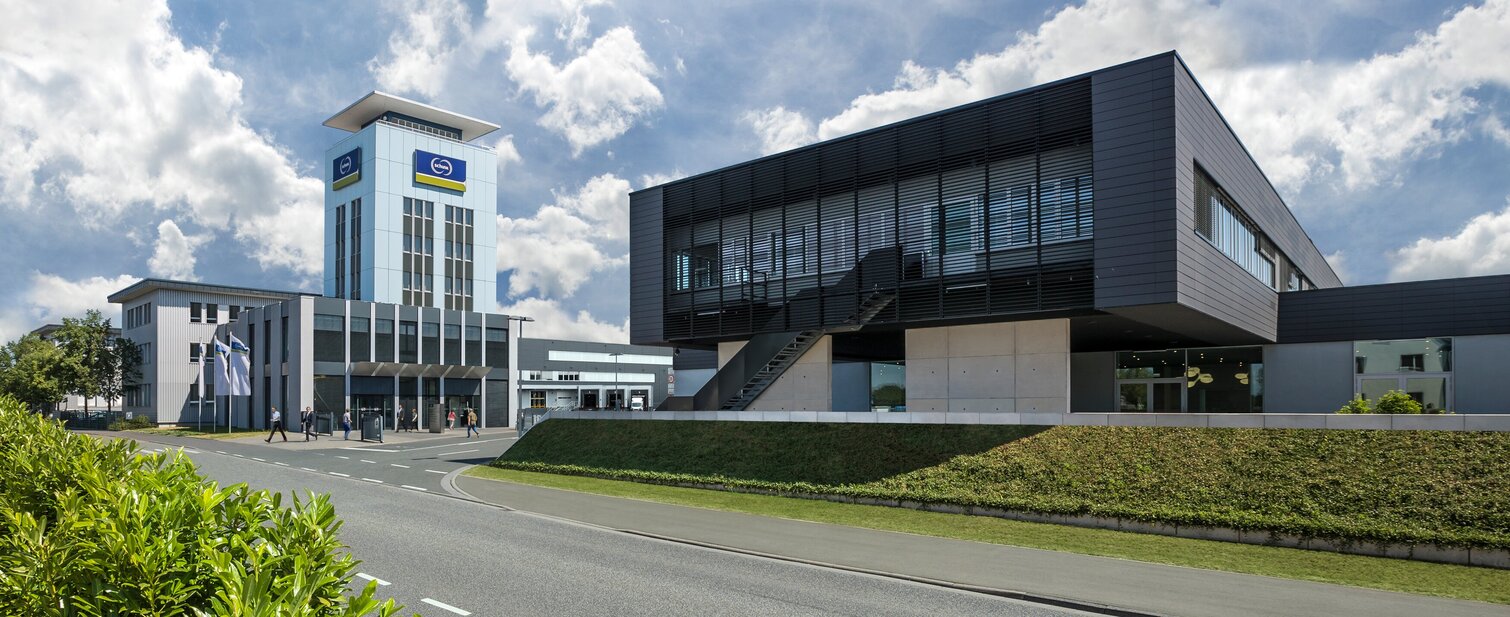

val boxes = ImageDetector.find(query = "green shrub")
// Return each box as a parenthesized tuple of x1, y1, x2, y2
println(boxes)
(1336, 397, 1371, 414)
(1374, 390, 1425, 414)
(495, 420, 1510, 550)
(0, 396, 402, 615)
(106, 414, 155, 431)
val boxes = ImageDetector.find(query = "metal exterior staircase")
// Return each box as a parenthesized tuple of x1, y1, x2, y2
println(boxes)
(717, 290, 895, 411)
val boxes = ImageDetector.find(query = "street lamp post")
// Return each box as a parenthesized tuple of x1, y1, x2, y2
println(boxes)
(504, 315, 534, 429)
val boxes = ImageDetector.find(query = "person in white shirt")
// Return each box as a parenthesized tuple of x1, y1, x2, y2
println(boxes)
(265, 407, 287, 442)
(342, 409, 352, 440)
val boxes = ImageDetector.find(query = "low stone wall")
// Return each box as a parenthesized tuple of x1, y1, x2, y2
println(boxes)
(539, 409, 1510, 431)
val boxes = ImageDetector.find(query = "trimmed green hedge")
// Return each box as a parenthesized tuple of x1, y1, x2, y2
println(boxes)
(495, 420, 1510, 550)
(0, 399, 402, 615)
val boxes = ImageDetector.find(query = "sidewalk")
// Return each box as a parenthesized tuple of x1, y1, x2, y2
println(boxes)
(454, 474, 1505, 617)
(158, 426, 498, 451)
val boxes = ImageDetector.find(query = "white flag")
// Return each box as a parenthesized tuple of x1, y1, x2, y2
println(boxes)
(198, 342, 207, 400)
(212, 339, 231, 396)
(228, 333, 252, 396)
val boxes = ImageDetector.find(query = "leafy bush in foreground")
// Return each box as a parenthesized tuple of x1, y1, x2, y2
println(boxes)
(0, 398, 401, 616)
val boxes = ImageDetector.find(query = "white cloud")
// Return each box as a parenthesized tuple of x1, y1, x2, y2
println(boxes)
(490, 133, 524, 173)
(370, 0, 654, 155)
(506, 26, 663, 156)
(366, 0, 474, 98)
(639, 170, 686, 189)
(148, 219, 207, 281)
(0, 272, 142, 343)
(1323, 250, 1349, 286)
(1388, 201, 1510, 282)
(803, 0, 1510, 194)
(1484, 115, 1510, 147)
(497, 297, 627, 343)
(0, 0, 324, 279)
(744, 107, 817, 155)
(496, 174, 633, 298)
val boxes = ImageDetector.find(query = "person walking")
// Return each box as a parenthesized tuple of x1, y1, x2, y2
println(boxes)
(396, 404, 407, 432)
(265, 407, 287, 442)
(303, 406, 318, 441)
(447, 409, 456, 431)
(342, 408, 352, 440)
(465, 408, 479, 438)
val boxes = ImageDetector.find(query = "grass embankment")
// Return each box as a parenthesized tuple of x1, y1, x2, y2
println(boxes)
(467, 466, 1510, 604)
(491, 421, 1510, 550)
(127, 426, 266, 440)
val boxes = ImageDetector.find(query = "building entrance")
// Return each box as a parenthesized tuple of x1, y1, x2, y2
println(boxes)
(352, 395, 391, 430)
(580, 390, 599, 410)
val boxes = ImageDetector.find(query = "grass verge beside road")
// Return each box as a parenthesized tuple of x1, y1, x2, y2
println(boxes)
(126, 426, 265, 440)
(465, 466, 1510, 605)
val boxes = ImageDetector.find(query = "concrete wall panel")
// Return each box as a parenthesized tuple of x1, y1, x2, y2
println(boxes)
(1262, 342, 1352, 413)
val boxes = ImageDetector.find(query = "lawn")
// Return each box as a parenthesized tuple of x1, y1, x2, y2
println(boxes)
(125, 426, 266, 440)
(466, 466, 1510, 605)
(493, 420, 1510, 550)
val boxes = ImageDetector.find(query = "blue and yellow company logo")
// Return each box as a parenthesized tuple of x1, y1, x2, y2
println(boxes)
(331, 147, 361, 190)
(414, 150, 467, 192)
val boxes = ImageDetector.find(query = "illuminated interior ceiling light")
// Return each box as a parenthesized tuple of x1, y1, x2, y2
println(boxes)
(1185, 367, 1201, 378)
(1236, 372, 1249, 385)
(1199, 374, 1213, 384)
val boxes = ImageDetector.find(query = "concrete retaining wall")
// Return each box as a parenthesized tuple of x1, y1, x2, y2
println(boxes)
(543, 409, 1510, 431)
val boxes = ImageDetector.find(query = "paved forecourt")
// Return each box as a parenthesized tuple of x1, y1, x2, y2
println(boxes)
(153, 440, 1088, 617)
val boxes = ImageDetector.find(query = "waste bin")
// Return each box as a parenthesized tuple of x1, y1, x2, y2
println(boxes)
(428, 404, 444, 433)
(360, 412, 383, 443)
(315, 412, 334, 435)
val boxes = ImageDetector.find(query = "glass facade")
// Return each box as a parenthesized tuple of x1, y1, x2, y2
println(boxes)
(1354, 338, 1452, 412)
(869, 361, 906, 412)
(313, 314, 344, 362)
(1116, 347, 1263, 413)
(1194, 167, 1312, 291)
(660, 78, 1095, 342)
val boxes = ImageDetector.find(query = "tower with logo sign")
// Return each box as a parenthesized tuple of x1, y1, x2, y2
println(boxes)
(322, 92, 500, 310)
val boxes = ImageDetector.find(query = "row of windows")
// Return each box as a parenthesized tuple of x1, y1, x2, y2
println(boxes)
(1194, 168, 1313, 292)
(125, 303, 153, 329)
(124, 384, 151, 407)
(444, 204, 475, 311)
(351, 198, 363, 299)
(190, 303, 255, 324)
(313, 312, 505, 367)
(672, 175, 1093, 292)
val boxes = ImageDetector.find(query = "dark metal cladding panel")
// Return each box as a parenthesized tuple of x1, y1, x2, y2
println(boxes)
(629, 187, 664, 345)
(1169, 57, 1339, 342)
(1092, 54, 1179, 310)
(649, 74, 1097, 345)
(1278, 275, 1510, 343)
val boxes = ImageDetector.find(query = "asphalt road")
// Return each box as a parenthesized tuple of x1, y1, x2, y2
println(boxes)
(130, 435, 1092, 617)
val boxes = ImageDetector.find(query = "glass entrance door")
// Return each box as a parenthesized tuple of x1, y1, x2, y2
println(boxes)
(1117, 380, 1185, 412)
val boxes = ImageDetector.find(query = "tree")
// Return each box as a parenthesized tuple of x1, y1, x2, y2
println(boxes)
(102, 337, 142, 413)
(53, 310, 114, 413)
(0, 334, 74, 413)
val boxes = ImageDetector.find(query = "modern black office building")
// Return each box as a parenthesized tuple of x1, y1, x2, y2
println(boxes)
(630, 52, 1510, 416)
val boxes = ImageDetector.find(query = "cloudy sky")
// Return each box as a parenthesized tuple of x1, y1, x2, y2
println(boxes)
(2, 0, 1509, 343)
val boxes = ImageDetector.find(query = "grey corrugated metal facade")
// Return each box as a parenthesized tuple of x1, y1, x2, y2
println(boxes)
(629, 51, 1510, 416)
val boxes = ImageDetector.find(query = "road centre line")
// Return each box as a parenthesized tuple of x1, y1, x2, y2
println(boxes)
(214, 450, 226, 454)
(301, 467, 316, 472)
(330, 472, 350, 477)
(343, 447, 399, 453)
(401, 485, 428, 492)
(251, 457, 265, 462)
(362, 478, 383, 484)
(354, 573, 390, 586)
(436, 449, 478, 456)
(336, 456, 350, 459)
(361, 459, 377, 464)
(424, 469, 446, 474)
(390, 463, 409, 468)
(421, 598, 471, 615)
(274, 462, 289, 466)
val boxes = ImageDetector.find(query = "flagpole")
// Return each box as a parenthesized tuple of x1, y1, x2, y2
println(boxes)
(198, 340, 205, 433)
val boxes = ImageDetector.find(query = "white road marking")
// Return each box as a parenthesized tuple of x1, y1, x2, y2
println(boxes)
(329, 472, 351, 478)
(421, 598, 471, 615)
(424, 469, 446, 474)
(300, 467, 316, 472)
(401, 485, 428, 492)
(344, 447, 399, 453)
(361, 478, 383, 484)
(354, 573, 390, 586)
(214, 450, 226, 454)
(390, 464, 410, 468)
(437, 449, 477, 456)
(360, 459, 377, 464)
(397, 438, 509, 452)
(274, 462, 289, 467)
(336, 456, 350, 459)
(183, 449, 201, 454)
(231, 453, 244, 458)
(251, 457, 265, 462)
